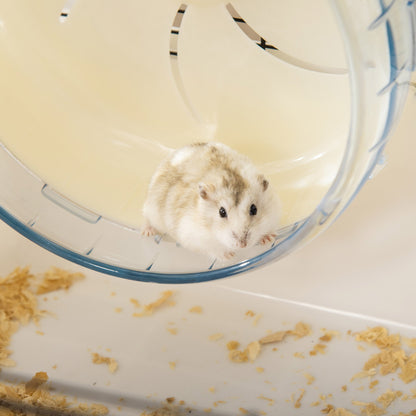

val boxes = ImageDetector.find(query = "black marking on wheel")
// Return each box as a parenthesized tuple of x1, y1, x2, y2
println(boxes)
(226, 3, 347, 75)
(169, 4, 204, 123)
(59, 0, 77, 23)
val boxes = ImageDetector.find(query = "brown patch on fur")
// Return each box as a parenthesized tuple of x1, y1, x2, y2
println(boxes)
(258, 175, 269, 191)
(154, 165, 184, 213)
(207, 146, 248, 206)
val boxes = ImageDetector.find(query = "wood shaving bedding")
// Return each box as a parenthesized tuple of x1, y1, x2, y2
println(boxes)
(4, 269, 416, 415)
(354, 327, 416, 383)
(134, 291, 174, 317)
(352, 401, 386, 416)
(130, 298, 141, 308)
(0, 372, 108, 415)
(376, 390, 403, 408)
(189, 306, 203, 314)
(208, 333, 223, 342)
(140, 407, 187, 416)
(0, 267, 84, 369)
(303, 372, 315, 385)
(289, 322, 312, 339)
(294, 388, 306, 408)
(309, 343, 327, 356)
(356, 327, 401, 349)
(228, 321, 311, 364)
(36, 268, 85, 294)
(325, 409, 357, 416)
(91, 352, 118, 374)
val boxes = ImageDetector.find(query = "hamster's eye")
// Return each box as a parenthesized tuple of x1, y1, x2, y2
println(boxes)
(219, 207, 227, 218)
(250, 204, 257, 216)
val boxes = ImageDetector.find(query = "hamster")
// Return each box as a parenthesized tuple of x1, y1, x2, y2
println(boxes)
(142, 142, 279, 260)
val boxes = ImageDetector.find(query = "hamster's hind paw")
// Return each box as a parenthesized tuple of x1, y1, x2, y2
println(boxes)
(259, 233, 277, 245)
(141, 224, 158, 237)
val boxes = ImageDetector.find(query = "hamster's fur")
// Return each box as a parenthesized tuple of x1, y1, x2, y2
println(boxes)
(142, 142, 279, 260)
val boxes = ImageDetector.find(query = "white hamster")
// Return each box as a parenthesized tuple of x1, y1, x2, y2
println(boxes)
(142, 142, 279, 260)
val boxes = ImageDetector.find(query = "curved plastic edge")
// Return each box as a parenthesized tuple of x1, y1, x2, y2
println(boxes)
(0, 205, 303, 284)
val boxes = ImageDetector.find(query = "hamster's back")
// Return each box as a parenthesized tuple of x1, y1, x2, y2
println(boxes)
(143, 142, 256, 235)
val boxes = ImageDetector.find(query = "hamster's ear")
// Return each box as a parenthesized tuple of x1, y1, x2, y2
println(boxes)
(258, 175, 269, 191)
(198, 183, 215, 200)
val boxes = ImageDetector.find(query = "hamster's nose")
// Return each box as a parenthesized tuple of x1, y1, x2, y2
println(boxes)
(233, 231, 249, 248)
(239, 231, 249, 248)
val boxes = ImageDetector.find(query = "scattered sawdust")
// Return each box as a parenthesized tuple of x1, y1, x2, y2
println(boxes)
(227, 341, 240, 351)
(0, 267, 84, 368)
(247, 341, 261, 361)
(369, 380, 379, 390)
(189, 306, 203, 314)
(209, 333, 224, 342)
(91, 352, 118, 374)
(140, 406, 187, 416)
(356, 327, 401, 349)
(135, 291, 174, 317)
(322, 404, 335, 414)
(229, 341, 261, 363)
(351, 368, 377, 381)
(355, 327, 416, 383)
(325, 408, 357, 416)
(36, 268, 85, 294)
(259, 331, 288, 345)
(229, 322, 311, 364)
(5, 269, 416, 416)
(319, 330, 340, 343)
(352, 401, 385, 416)
(294, 389, 306, 408)
(376, 389, 402, 408)
(400, 353, 416, 383)
(294, 352, 305, 359)
(304, 372, 315, 385)
(252, 314, 263, 327)
(0, 372, 108, 415)
(309, 344, 327, 356)
(130, 298, 141, 308)
(403, 338, 416, 349)
(320, 334, 334, 342)
(257, 395, 275, 406)
(290, 322, 312, 339)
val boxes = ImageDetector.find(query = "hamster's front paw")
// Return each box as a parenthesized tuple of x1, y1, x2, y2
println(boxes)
(141, 224, 158, 237)
(259, 233, 277, 245)
(222, 251, 236, 260)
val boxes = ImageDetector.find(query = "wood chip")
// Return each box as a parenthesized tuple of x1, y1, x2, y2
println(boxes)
(91, 352, 118, 373)
(259, 331, 288, 345)
(136, 291, 174, 317)
(189, 306, 203, 314)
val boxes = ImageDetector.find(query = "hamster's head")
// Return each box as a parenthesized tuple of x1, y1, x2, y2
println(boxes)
(198, 173, 279, 252)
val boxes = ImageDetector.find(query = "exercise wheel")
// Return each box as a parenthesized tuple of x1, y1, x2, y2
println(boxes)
(0, 0, 414, 283)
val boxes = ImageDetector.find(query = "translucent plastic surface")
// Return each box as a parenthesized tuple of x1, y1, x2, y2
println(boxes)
(0, 0, 414, 282)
